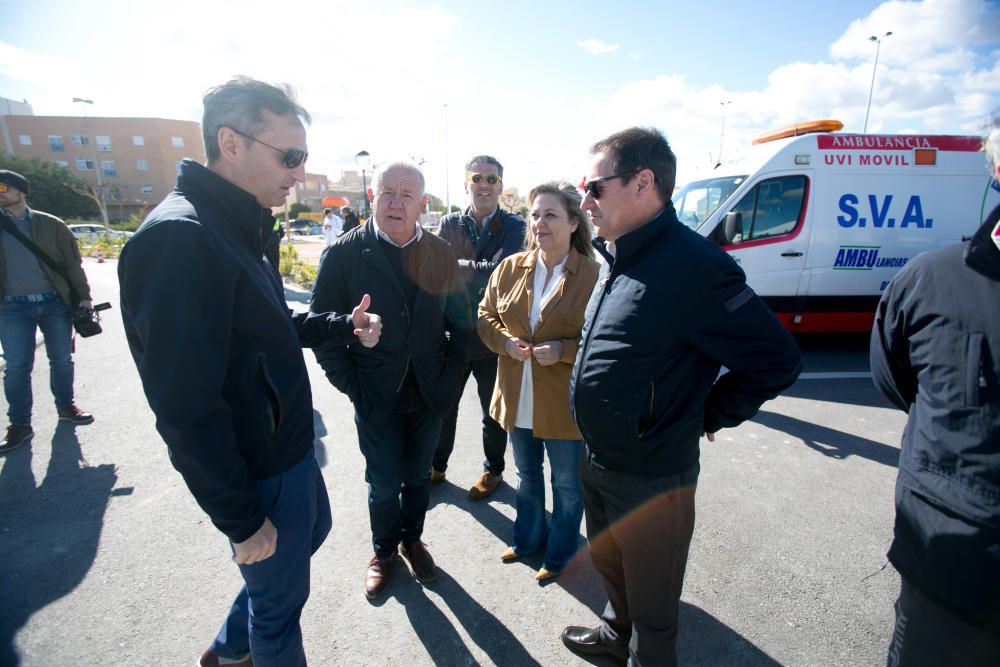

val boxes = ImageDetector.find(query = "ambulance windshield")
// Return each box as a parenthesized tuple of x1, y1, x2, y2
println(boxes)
(672, 176, 747, 230)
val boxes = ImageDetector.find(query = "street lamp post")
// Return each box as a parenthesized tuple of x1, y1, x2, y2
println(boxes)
(355, 150, 371, 218)
(443, 103, 450, 214)
(72, 97, 108, 227)
(716, 100, 732, 168)
(863, 31, 893, 134)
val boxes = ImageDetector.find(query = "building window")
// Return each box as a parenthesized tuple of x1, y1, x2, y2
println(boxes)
(54, 160, 69, 168)
(171, 136, 184, 148)
(96, 135, 112, 152)
(48, 135, 65, 152)
(132, 135, 144, 146)
(136, 159, 150, 171)
(76, 158, 94, 170)
(18, 134, 31, 145)
(100, 160, 117, 178)
(71, 132, 89, 146)
(140, 185, 154, 195)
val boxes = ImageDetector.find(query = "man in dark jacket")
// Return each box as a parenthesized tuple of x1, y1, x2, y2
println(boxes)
(563, 127, 803, 666)
(432, 155, 526, 499)
(119, 77, 380, 667)
(871, 121, 1000, 666)
(311, 161, 471, 599)
(0, 169, 95, 455)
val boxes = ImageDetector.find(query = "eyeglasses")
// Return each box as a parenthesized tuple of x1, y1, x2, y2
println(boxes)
(228, 127, 308, 169)
(581, 170, 637, 200)
(467, 172, 500, 185)
(0, 184, 8, 193)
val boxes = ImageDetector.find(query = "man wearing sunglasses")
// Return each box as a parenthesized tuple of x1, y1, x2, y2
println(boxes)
(119, 77, 381, 667)
(0, 169, 96, 455)
(433, 155, 526, 500)
(564, 127, 802, 666)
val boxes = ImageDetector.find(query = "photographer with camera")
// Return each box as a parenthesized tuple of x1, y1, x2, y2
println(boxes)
(0, 169, 97, 455)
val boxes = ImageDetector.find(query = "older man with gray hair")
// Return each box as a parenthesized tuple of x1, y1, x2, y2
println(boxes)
(871, 117, 1000, 666)
(311, 161, 471, 599)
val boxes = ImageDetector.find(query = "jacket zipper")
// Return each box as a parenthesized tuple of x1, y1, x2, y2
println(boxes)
(572, 273, 614, 432)
(395, 251, 430, 393)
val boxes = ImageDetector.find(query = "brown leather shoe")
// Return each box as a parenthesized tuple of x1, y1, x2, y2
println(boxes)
(399, 540, 437, 583)
(430, 467, 446, 484)
(198, 648, 253, 666)
(365, 552, 396, 599)
(468, 471, 502, 500)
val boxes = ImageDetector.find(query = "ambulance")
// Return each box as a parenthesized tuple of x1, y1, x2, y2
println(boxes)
(671, 120, 1000, 333)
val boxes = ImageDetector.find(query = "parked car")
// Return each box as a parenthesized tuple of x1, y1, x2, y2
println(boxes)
(68, 224, 134, 242)
(287, 219, 322, 237)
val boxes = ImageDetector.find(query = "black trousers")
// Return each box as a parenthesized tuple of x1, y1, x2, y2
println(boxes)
(432, 356, 507, 475)
(580, 458, 699, 667)
(887, 576, 1000, 667)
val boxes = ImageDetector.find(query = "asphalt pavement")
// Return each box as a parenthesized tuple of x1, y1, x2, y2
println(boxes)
(0, 259, 906, 666)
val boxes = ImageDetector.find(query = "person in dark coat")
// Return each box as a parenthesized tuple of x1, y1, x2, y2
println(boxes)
(562, 127, 803, 666)
(340, 206, 361, 234)
(871, 120, 1000, 666)
(431, 155, 526, 500)
(310, 161, 471, 600)
(119, 77, 380, 667)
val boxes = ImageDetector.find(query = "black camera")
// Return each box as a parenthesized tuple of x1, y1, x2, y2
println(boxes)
(73, 302, 112, 338)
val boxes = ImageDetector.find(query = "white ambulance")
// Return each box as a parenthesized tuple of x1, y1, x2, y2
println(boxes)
(671, 120, 1000, 333)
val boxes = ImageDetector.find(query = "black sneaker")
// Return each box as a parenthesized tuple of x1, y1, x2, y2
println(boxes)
(1, 424, 33, 454)
(57, 405, 95, 425)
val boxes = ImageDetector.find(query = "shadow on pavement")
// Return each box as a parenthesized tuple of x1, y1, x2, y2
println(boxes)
(0, 422, 118, 666)
(283, 286, 310, 304)
(677, 602, 781, 666)
(399, 568, 542, 666)
(784, 376, 894, 409)
(753, 409, 899, 467)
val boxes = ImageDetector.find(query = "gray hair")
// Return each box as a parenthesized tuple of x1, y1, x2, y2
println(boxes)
(371, 160, 425, 195)
(202, 76, 311, 164)
(984, 115, 1000, 175)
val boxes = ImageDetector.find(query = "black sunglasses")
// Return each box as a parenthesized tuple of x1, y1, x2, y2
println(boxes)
(582, 170, 638, 200)
(228, 127, 308, 169)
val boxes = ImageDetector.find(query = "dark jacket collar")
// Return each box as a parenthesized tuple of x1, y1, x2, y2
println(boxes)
(593, 203, 677, 269)
(965, 203, 1000, 281)
(175, 159, 275, 256)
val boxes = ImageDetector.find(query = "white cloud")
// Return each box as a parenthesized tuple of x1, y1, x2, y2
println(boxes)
(578, 39, 620, 56)
(570, 0, 999, 186)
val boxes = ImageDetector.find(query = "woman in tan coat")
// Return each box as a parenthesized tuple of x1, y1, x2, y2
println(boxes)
(478, 181, 600, 580)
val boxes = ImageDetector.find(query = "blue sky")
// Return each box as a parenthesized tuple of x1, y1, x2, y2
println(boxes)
(1, 0, 998, 202)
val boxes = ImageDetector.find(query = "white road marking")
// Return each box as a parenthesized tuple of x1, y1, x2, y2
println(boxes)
(798, 371, 872, 380)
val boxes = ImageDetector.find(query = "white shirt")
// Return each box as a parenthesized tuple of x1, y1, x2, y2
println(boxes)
(371, 217, 423, 248)
(323, 214, 343, 245)
(515, 252, 568, 430)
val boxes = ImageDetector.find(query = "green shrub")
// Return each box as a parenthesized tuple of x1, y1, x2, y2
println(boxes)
(278, 242, 318, 289)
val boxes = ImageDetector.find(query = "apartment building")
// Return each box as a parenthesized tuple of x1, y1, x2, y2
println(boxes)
(1, 105, 203, 219)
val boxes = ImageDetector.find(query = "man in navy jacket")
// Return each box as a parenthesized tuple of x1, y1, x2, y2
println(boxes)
(872, 121, 1000, 666)
(432, 155, 526, 500)
(119, 78, 380, 667)
(563, 127, 802, 666)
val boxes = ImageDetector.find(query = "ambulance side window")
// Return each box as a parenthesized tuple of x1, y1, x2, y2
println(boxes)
(727, 175, 807, 243)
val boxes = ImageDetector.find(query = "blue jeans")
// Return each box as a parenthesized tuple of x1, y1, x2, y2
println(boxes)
(356, 403, 443, 557)
(209, 451, 331, 667)
(0, 294, 74, 425)
(509, 427, 584, 572)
